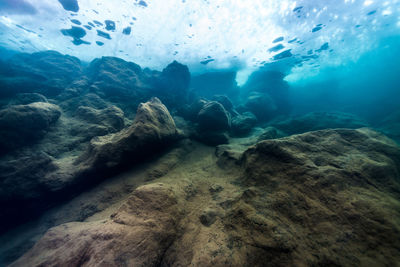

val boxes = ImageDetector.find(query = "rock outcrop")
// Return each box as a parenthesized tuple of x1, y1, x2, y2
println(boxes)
(0, 102, 61, 153)
(87, 56, 149, 99)
(0, 51, 83, 97)
(378, 110, 400, 143)
(272, 111, 368, 135)
(76, 97, 180, 175)
(231, 112, 257, 136)
(11, 128, 400, 266)
(244, 92, 277, 122)
(195, 101, 231, 145)
(11, 183, 181, 267)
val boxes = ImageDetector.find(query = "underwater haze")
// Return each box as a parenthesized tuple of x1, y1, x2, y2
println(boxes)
(1, 0, 400, 266)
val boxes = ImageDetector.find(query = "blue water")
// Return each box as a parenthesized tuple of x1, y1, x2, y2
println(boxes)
(0, 0, 400, 266)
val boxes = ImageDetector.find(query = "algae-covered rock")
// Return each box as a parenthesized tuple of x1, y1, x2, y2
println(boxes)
(197, 101, 231, 132)
(0, 102, 61, 153)
(10, 128, 400, 267)
(231, 111, 257, 136)
(11, 184, 181, 267)
(0, 51, 83, 97)
(236, 128, 400, 266)
(75, 105, 125, 132)
(272, 111, 368, 135)
(244, 92, 277, 122)
(77, 97, 180, 174)
(87, 56, 147, 99)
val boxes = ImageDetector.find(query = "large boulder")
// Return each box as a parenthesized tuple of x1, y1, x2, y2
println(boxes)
(242, 70, 291, 115)
(190, 71, 239, 99)
(0, 152, 58, 234)
(87, 56, 149, 99)
(195, 101, 231, 145)
(233, 128, 400, 266)
(197, 101, 231, 132)
(231, 112, 257, 136)
(244, 92, 277, 122)
(154, 61, 190, 106)
(75, 105, 125, 133)
(377, 110, 400, 143)
(0, 102, 61, 153)
(76, 97, 180, 175)
(10, 183, 182, 267)
(9, 93, 48, 105)
(272, 111, 368, 135)
(0, 51, 83, 97)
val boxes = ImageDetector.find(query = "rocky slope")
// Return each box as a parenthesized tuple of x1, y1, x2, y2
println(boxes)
(0, 50, 399, 266)
(11, 128, 400, 266)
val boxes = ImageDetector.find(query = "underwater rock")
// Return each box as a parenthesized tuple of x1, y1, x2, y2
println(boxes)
(10, 128, 400, 266)
(244, 92, 277, 122)
(233, 128, 400, 266)
(195, 131, 229, 146)
(87, 56, 146, 99)
(11, 183, 181, 267)
(12, 128, 400, 266)
(179, 98, 208, 122)
(9, 93, 48, 105)
(231, 111, 257, 136)
(199, 208, 218, 226)
(59, 93, 109, 113)
(211, 94, 238, 116)
(190, 71, 239, 100)
(0, 51, 83, 97)
(153, 60, 190, 107)
(272, 111, 368, 135)
(0, 102, 61, 153)
(0, 152, 59, 234)
(242, 70, 290, 116)
(75, 105, 125, 133)
(195, 101, 231, 145)
(197, 101, 231, 132)
(77, 97, 180, 175)
(257, 126, 287, 141)
(378, 110, 400, 143)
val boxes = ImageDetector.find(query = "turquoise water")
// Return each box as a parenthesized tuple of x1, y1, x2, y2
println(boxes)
(0, 0, 400, 266)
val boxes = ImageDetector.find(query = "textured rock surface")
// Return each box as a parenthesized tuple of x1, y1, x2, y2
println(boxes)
(231, 111, 257, 136)
(154, 60, 190, 106)
(0, 102, 61, 153)
(11, 128, 400, 266)
(87, 56, 149, 99)
(378, 110, 400, 143)
(272, 111, 368, 135)
(197, 101, 231, 132)
(244, 92, 277, 122)
(11, 183, 181, 267)
(75, 105, 125, 132)
(195, 101, 231, 145)
(0, 51, 83, 97)
(77, 97, 180, 175)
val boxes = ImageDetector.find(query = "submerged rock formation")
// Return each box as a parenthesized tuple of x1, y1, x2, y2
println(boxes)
(87, 56, 148, 99)
(195, 101, 231, 145)
(272, 111, 368, 135)
(0, 97, 179, 236)
(11, 128, 400, 266)
(77, 97, 181, 175)
(0, 102, 61, 153)
(0, 51, 83, 97)
(11, 183, 181, 267)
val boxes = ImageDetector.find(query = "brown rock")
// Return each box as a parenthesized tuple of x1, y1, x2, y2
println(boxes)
(76, 97, 180, 174)
(10, 184, 181, 267)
